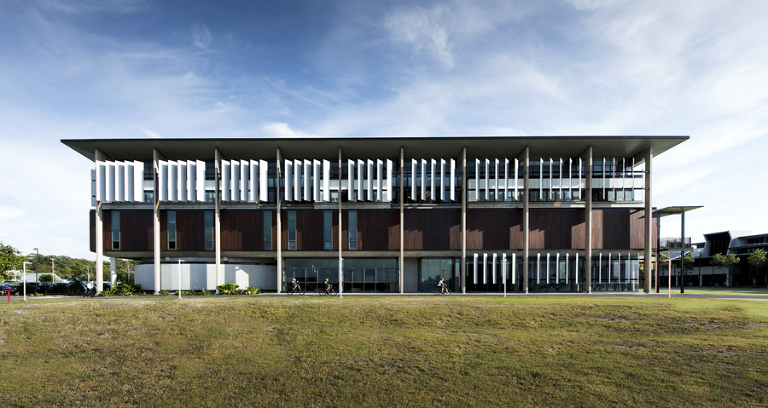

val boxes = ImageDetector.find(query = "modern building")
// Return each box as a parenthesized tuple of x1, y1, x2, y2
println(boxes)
(62, 136, 687, 294)
(686, 230, 768, 286)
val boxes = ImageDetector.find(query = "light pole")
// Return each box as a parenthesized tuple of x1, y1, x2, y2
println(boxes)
(33, 248, 39, 287)
(23, 262, 32, 301)
(178, 259, 184, 299)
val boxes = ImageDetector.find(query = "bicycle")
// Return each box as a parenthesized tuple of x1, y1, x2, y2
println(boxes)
(320, 284, 337, 296)
(434, 285, 450, 295)
(287, 284, 305, 296)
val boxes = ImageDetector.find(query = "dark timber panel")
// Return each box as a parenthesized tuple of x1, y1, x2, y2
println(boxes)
(467, 209, 523, 250)
(103, 210, 112, 251)
(344, 210, 400, 250)
(282, 210, 338, 251)
(629, 209, 658, 250)
(403, 209, 460, 250)
(177, 211, 207, 251)
(90, 210, 95, 252)
(592, 209, 630, 249)
(530, 209, 584, 250)
(119, 210, 153, 251)
(221, 210, 263, 251)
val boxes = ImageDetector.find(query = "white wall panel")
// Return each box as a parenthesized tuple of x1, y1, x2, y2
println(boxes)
(259, 160, 268, 202)
(322, 159, 330, 202)
(284, 159, 292, 201)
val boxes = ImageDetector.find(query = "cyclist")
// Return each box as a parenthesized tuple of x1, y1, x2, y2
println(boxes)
(437, 278, 447, 294)
(291, 278, 301, 293)
(324, 278, 333, 294)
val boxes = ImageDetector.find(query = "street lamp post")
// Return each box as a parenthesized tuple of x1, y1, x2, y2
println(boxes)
(33, 248, 39, 287)
(22, 262, 32, 301)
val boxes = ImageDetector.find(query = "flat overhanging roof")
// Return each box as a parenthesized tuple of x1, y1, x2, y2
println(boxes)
(657, 206, 703, 217)
(62, 135, 688, 162)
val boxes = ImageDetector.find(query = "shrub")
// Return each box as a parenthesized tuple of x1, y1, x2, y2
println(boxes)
(159, 290, 170, 296)
(200, 290, 213, 296)
(217, 283, 239, 295)
(108, 282, 142, 296)
(244, 286, 261, 295)
(50, 282, 69, 293)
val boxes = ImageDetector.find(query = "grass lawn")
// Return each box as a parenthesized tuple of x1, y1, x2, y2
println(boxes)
(1, 296, 767, 407)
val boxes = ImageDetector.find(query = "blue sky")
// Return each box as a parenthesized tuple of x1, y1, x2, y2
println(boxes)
(1, 0, 767, 260)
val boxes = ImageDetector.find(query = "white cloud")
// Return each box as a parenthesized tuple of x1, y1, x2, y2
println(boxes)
(261, 122, 312, 137)
(192, 24, 212, 49)
(384, 5, 455, 68)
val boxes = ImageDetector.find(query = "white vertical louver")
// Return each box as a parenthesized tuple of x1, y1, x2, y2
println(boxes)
(249, 160, 258, 202)
(439, 159, 446, 202)
(259, 160, 268, 202)
(107, 162, 116, 203)
(429, 159, 436, 202)
(357, 160, 364, 202)
(284, 159, 292, 201)
(558, 159, 563, 199)
(91, 168, 97, 207)
(365, 159, 373, 202)
(313, 160, 321, 202)
(474, 159, 480, 201)
(116, 162, 125, 202)
(293, 159, 301, 201)
(376, 159, 383, 202)
(231, 160, 240, 202)
(420, 159, 426, 201)
(483, 253, 488, 284)
(514, 158, 519, 199)
(169, 161, 178, 202)
(578, 158, 583, 201)
(473, 253, 479, 284)
(126, 162, 134, 202)
(385, 159, 393, 202)
(450, 158, 455, 201)
(159, 161, 169, 202)
(411, 159, 417, 201)
(494, 158, 499, 201)
(322, 159, 330, 202)
(134, 161, 144, 203)
(503, 158, 509, 201)
(493, 253, 498, 284)
(240, 160, 248, 202)
(187, 160, 195, 202)
(347, 159, 355, 201)
(179, 161, 187, 202)
(196, 160, 205, 202)
(484, 159, 490, 202)
(304, 160, 311, 202)
(221, 160, 230, 202)
(546, 253, 550, 285)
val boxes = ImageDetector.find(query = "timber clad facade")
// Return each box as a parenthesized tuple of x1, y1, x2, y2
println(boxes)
(66, 136, 686, 294)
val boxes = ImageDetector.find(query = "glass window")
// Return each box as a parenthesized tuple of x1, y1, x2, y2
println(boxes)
(323, 211, 332, 250)
(111, 211, 120, 250)
(167, 211, 176, 250)
(264, 211, 272, 250)
(204, 211, 213, 250)
(143, 191, 154, 203)
(348, 211, 357, 250)
(288, 211, 296, 250)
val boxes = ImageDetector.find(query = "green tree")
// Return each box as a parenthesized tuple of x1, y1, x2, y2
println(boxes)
(711, 253, 740, 286)
(747, 249, 766, 287)
(1, 242, 23, 280)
